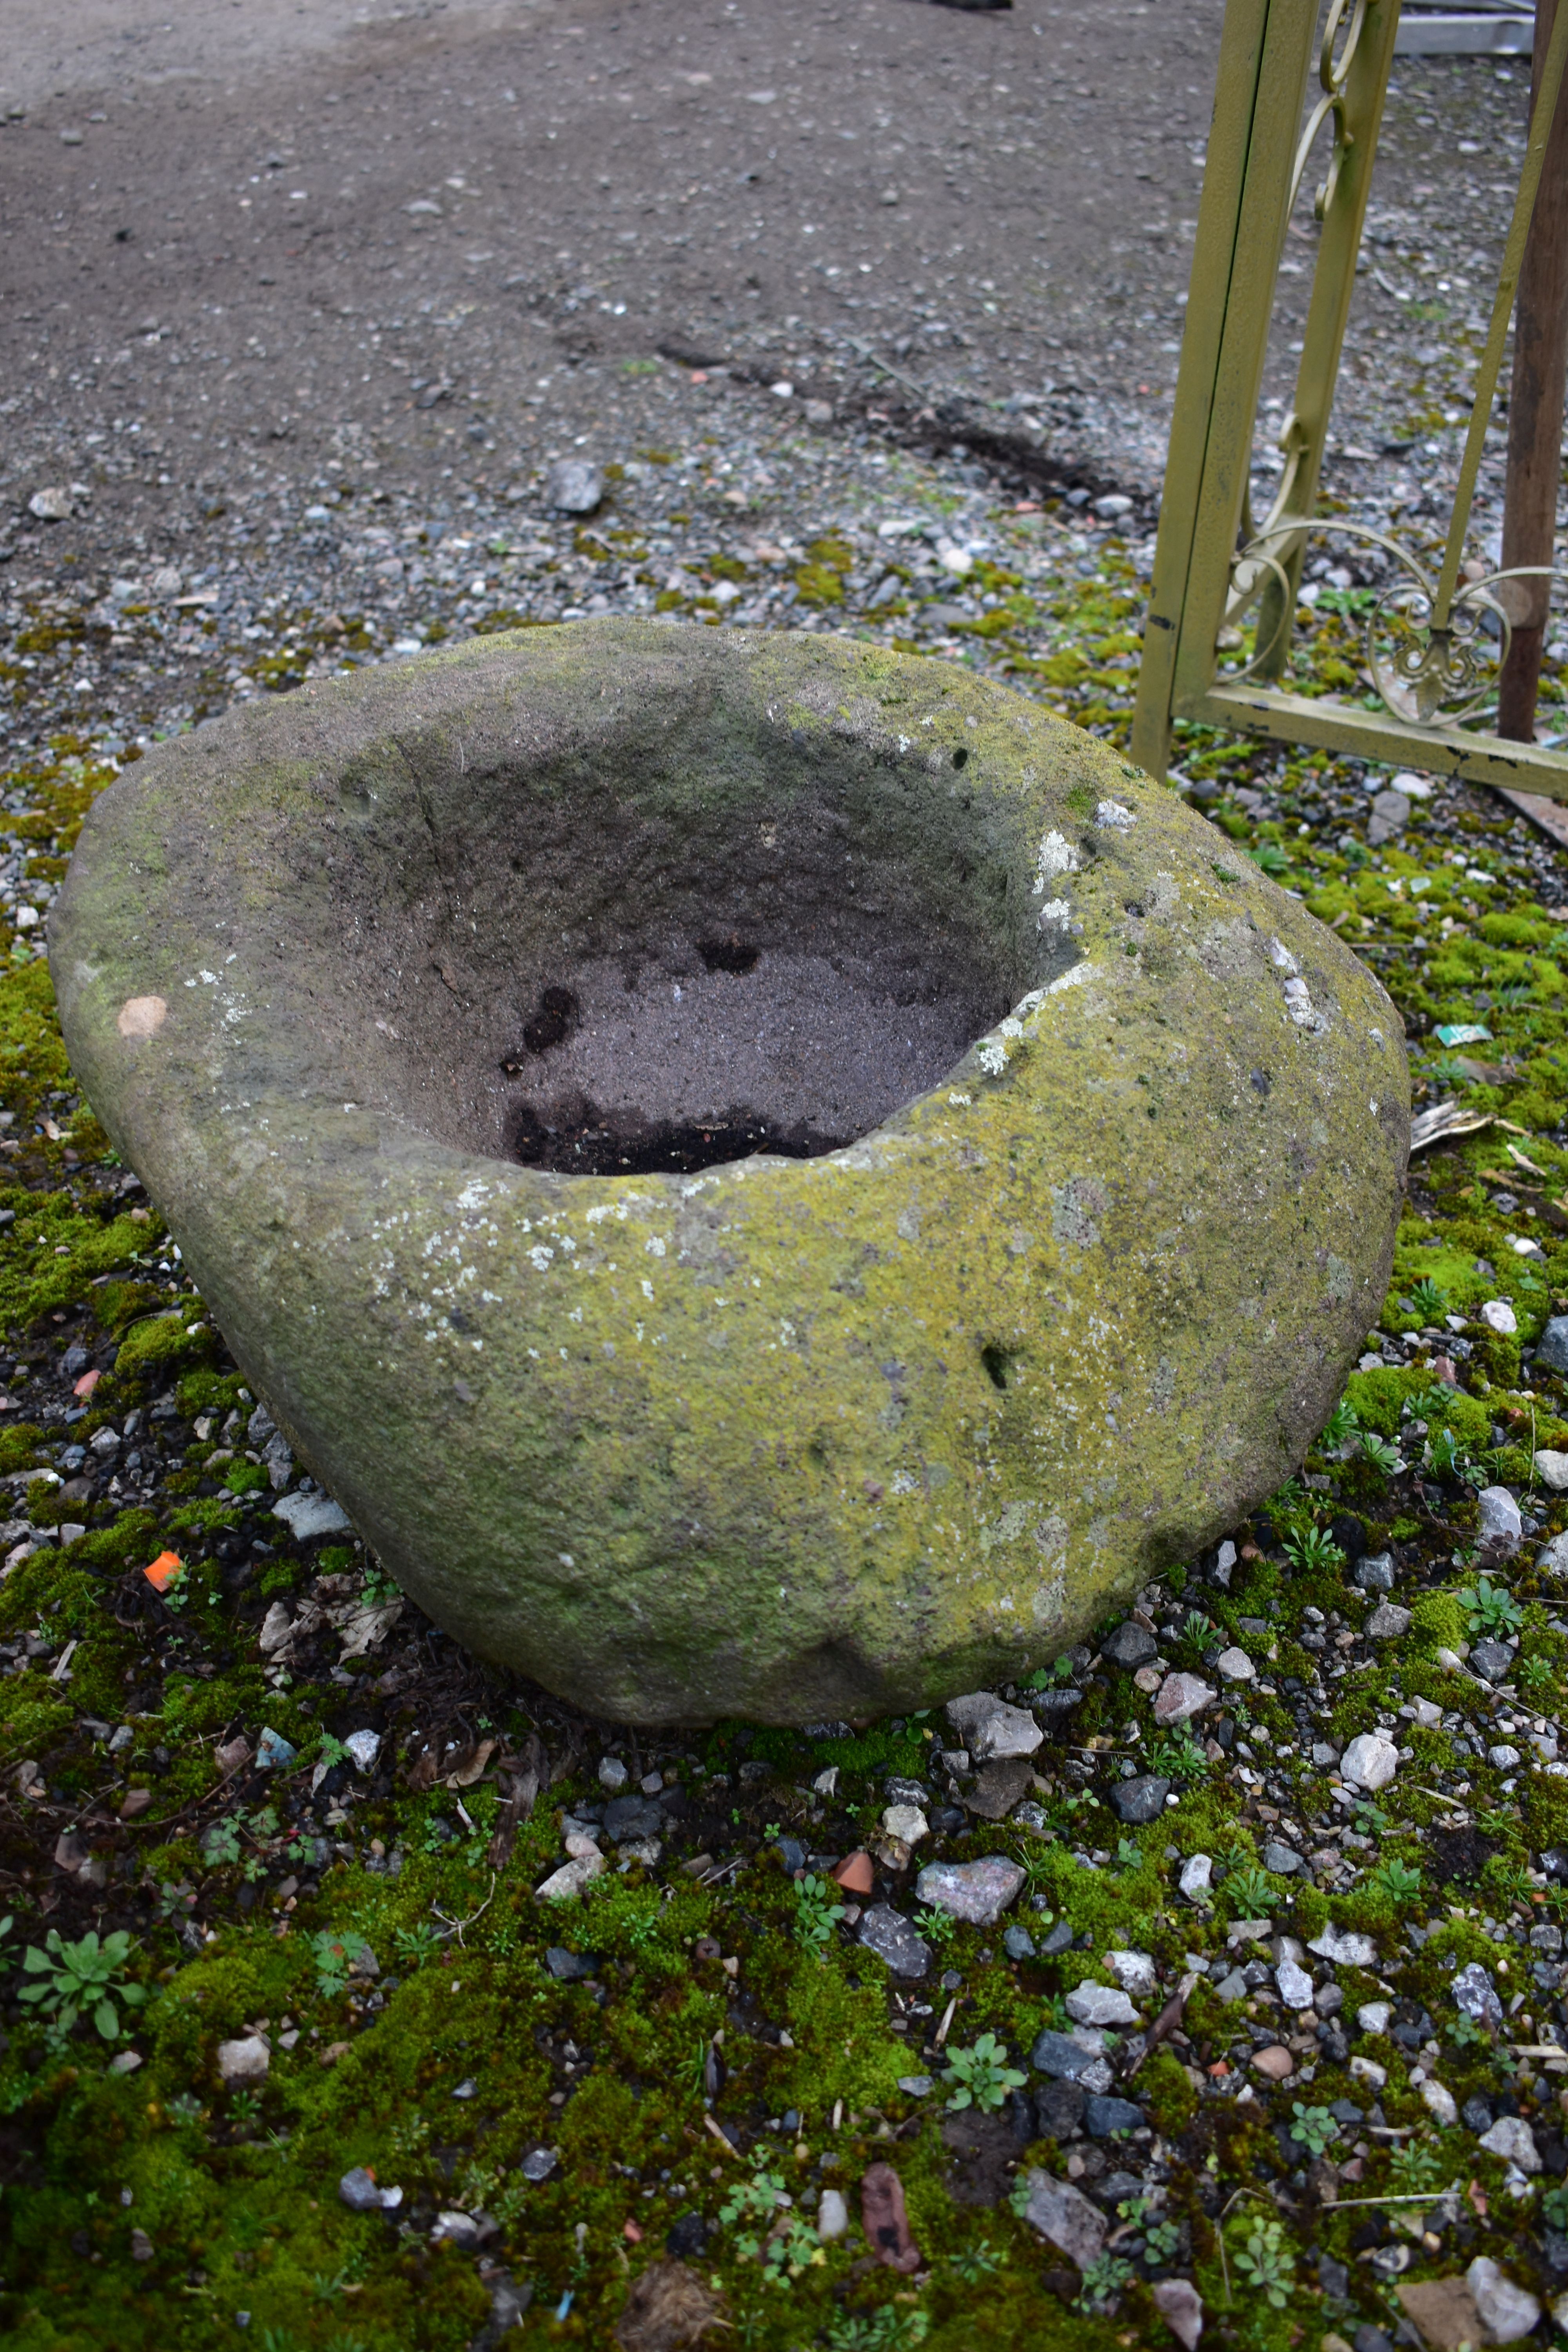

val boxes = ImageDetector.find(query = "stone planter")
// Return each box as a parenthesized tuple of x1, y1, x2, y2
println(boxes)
(51, 621, 1408, 1724)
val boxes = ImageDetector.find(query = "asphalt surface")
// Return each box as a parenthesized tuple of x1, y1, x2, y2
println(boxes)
(0, 0, 1231, 545)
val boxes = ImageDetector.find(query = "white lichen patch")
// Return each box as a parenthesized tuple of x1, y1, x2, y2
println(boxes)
(1282, 975, 1327, 1035)
(1036, 896, 1074, 936)
(1094, 799, 1135, 830)
(1033, 829, 1080, 896)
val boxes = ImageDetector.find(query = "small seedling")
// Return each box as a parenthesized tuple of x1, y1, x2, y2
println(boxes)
(1450, 2013, 1488, 2051)
(1078, 2250, 1134, 2312)
(949, 2239, 1001, 2282)
(1319, 1398, 1359, 1450)
(1288, 2103, 1339, 2158)
(1225, 1866, 1276, 1916)
(915, 1905, 956, 1948)
(1460, 1574, 1523, 1638)
(1408, 1276, 1446, 1318)
(1230, 2214, 1296, 2307)
(392, 1921, 442, 1969)
(1143, 2217, 1182, 2265)
(311, 1929, 375, 2001)
(1370, 1857, 1423, 1903)
(942, 2032, 1026, 2114)
(1115, 1838, 1143, 1873)
(17, 1929, 146, 2041)
(1250, 842, 1290, 877)
(719, 2150, 824, 2284)
(795, 1872, 846, 1959)
(1358, 1430, 1403, 1475)
(1282, 1523, 1345, 1573)
(1388, 2138, 1446, 2196)
(1148, 1727, 1210, 1785)
(824, 2310, 929, 2350)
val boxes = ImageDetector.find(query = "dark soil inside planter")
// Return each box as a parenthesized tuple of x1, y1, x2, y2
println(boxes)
(512, 1094, 849, 1176)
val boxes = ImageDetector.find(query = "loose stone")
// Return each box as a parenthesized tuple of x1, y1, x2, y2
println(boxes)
(944, 1691, 1043, 1763)
(1065, 1982, 1138, 2028)
(1153, 1671, 1215, 1724)
(857, 1906, 931, 1980)
(1467, 2257, 1543, 2343)
(1022, 2171, 1107, 2269)
(1100, 1621, 1157, 1670)
(914, 1855, 1026, 1926)
(1340, 1732, 1399, 1790)
(1109, 1773, 1170, 1824)
(1215, 1647, 1256, 1682)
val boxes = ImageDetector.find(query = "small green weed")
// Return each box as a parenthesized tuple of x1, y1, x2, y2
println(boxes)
(1225, 1866, 1276, 1915)
(1319, 1398, 1359, 1450)
(1388, 2138, 1446, 2195)
(1282, 1524, 1345, 1573)
(1460, 1574, 1523, 1638)
(949, 2239, 1002, 2282)
(18, 1928, 146, 2041)
(795, 1872, 846, 1958)
(310, 1929, 375, 2001)
(1288, 2103, 1339, 2157)
(1078, 2251, 1134, 2312)
(1230, 2214, 1296, 2307)
(718, 2150, 824, 2284)
(942, 2032, 1027, 2113)
(1370, 1857, 1423, 1903)
(1359, 1430, 1404, 1475)
(1408, 1276, 1447, 1318)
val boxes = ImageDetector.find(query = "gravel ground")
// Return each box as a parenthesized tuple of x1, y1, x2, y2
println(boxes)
(6, 10, 1568, 2352)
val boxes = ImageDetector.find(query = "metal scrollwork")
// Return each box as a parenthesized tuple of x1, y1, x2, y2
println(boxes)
(1222, 516, 1556, 729)
(1288, 0, 1369, 222)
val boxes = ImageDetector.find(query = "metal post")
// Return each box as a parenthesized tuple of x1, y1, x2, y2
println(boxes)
(1499, 0, 1568, 741)
(1133, 0, 1322, 778)
(1131, 0, 1282, 779)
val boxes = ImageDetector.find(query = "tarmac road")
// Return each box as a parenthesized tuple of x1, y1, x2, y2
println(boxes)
(0, 0, 1225, 539)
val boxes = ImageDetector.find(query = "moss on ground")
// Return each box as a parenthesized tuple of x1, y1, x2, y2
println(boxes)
(5, 559, 1568, 2347)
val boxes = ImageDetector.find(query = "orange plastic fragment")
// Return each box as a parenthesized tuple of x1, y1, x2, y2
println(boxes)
(73, 1368, 101, 1399)
(144, 1551, 182, 1592)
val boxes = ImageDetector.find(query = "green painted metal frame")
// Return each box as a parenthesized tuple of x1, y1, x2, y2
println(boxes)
(1132, 0, 1568, 800)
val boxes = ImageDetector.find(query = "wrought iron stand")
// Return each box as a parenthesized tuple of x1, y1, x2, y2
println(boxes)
(1132, 0, 1568, 799)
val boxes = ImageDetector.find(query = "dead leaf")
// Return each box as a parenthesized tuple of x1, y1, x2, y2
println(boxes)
(488, 1734, 544, 1869)
(333, 1599, 403, 1659)
(613, 2258, 725, 2351)
(861, 2161, 920, 2273)
(404, 1744, 438, 1792)
(446, 1737, 498, 1789)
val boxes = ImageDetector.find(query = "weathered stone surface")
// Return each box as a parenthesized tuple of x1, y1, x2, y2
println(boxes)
(1085, 2093, 1144, 2137)
(1341, 1732, 1399, 1791)
(53, 622, 1408, 1722)
(1149, 2279, 1203, 2351)
(1467, 2257, 1542, 2343)
(857, 1905, 931, 1980)
(1110, 1773, 1170, 1824)
(914, 1855, 1025, 1925)
(1101, 1621, 1157, 1670)
(1478, 2115, 1540, 2172)
(218, 2035, 270, 2082)
(1103, 1949, 1157, 1997)
(1153, 1672, 1215, 1724)
(944, 1691, 1042, 1762)
(1023, 2171, 1107, 2269)
(1065, 1982, 1138, 2027)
